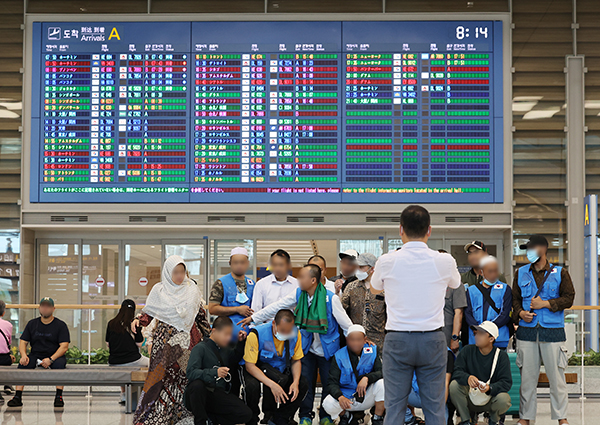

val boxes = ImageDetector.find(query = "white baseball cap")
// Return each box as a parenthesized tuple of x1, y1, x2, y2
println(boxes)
(230, 247, 249, 258)
(471, 321, 499, 340)
(347, 324, 366, 336)
(479, 255, 498, 269)
(339, 249, 359, 262)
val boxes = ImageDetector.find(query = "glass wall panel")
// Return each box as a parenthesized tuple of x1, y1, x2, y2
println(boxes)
(83, 243, 120, 350)
(125, 244, 162, 305)
(0, 233, 19, 344)
(38, 242, 81, 346)
(339, 240, 383, 258)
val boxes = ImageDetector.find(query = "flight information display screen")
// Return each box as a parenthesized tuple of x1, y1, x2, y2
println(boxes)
(30, 20, 503, 203)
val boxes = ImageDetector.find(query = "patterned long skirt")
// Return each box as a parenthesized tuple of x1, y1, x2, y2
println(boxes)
(133, 320, 200, 425)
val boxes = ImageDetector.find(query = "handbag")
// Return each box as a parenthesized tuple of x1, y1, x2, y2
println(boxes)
(256, 339, 292, 388)
(468, 348, 500, 406)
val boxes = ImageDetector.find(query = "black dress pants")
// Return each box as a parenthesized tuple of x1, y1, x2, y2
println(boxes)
(243, 369, 308, 425)
(185, 379, 253, 425)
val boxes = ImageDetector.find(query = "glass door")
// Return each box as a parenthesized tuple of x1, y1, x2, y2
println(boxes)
(124, 243, 162, 305)
(82, 242, 119, 306)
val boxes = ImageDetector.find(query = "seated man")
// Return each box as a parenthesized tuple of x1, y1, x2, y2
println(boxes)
(8, 297, 70, 408)
(243, 309, 308, 425)
(450, 321, 512, 425)
(323, 325, 384, 425)
(184, 316, 252, 425)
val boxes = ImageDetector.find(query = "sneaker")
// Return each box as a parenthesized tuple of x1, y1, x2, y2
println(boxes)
(406, 417, 426, 425)
(339, 413, 352, 425)
(3, 386, 13, 395)
(319, 417, 334, 425)
(372, 416, 384, 425)
(299, 418, 312, 425)
(350, 411, 365, 425)
(7, 397, 22, 408)
(54, 395, 64, 408)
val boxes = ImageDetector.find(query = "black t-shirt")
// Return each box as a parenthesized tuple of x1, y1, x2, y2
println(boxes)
(105, 323, 143, 365)
(21, 317, 70, 359)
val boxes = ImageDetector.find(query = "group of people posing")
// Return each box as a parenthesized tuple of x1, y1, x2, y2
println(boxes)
(0, 206, 575, 425)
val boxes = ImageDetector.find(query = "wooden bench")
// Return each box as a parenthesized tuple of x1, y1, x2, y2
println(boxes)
(0, 364, 146, 413)
(538, 372, 578, 388)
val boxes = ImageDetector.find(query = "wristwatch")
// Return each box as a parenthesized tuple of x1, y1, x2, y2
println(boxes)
(49, 357, 55, 364)
(451, 334, 459, 341)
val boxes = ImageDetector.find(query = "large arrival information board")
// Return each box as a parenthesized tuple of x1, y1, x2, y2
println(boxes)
(30, 21, 503, 203)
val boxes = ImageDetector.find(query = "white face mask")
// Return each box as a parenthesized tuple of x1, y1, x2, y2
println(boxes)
(356, 270, 369, 281)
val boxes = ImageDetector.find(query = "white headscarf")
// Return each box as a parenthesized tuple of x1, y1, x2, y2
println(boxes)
(143, 255, 203, 332)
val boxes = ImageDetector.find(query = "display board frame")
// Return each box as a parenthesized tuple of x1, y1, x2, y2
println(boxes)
(22, 13, 512, 215)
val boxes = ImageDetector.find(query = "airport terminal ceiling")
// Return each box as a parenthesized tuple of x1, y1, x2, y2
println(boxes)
(20, 13, 512, 218)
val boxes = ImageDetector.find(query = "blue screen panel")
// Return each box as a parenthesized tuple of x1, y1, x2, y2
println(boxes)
(30, 21, 503, 203)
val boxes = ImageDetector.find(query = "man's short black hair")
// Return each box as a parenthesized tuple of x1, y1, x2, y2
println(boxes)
(400, 205, 431, 238)
(303, 263, 322, 283)
(307, 254, 326, 267)
(271, 249, 291, 263)
(212, 316, 233, 331)
(274, 309, 295, 325)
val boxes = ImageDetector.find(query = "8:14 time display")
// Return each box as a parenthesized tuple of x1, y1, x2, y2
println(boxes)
(456, 25, 488, 39)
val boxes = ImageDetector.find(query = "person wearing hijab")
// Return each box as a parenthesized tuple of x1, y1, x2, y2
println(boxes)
(132, 255, 211, 425)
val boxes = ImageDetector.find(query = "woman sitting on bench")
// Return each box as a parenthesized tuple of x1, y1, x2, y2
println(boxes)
(106, 299, 150, 405)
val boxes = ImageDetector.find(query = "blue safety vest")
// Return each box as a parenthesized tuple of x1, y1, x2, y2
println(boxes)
(250, 321, 299, 373)
(334, 344, 377, 399)
(517, 264, 564, 328)
(221, 273, 255, 341)
(467, 282, 510, 348)
(296, 287, 340, 360)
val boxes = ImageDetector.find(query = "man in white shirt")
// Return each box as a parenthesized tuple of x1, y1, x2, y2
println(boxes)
(252, 249, 298, 311)
(371, 205, 461, 425)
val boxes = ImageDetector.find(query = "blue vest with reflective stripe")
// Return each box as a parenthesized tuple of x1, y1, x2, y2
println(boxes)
(296, 287, 340, 360)
(252, 321, 298, 373)
(467, 282, 510, 348)
(221, 273, 255, 341)
(334, 344, 377, 399)
(517, 264, 564, 328)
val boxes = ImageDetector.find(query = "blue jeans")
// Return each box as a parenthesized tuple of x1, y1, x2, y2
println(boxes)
(404, 390, 449, 423)
(300, 351, 332, 420)
(383, 330, 447, 425)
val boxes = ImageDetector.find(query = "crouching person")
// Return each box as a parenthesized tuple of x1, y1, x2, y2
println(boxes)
(184, 316, 252, 425)
(450, 321, 512, 425)
(243, 309, 308, 425)
(323, 325, 384, 425)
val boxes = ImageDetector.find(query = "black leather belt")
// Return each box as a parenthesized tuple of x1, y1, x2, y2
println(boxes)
(386, 327, 443, 334)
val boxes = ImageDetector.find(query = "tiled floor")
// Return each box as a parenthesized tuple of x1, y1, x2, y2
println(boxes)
(0, 394, 597, 425)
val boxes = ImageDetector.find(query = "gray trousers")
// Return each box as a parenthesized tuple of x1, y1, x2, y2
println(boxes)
(383, 330, 446, 425)
(449, 380, 511, 423)
(516, 338, 569, 421)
